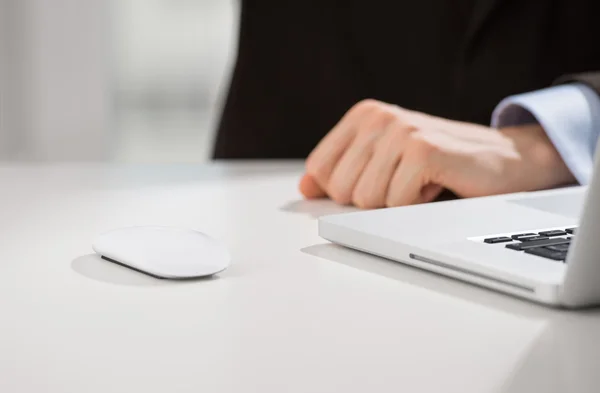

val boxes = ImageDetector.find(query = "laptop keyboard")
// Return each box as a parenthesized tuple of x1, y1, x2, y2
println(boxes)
(484, 227, 577, 262)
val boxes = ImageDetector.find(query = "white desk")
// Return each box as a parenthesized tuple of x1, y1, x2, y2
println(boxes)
(2, 162, 600, 393)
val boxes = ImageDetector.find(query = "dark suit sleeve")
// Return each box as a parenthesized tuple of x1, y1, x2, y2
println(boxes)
(555, 72, 600, 95)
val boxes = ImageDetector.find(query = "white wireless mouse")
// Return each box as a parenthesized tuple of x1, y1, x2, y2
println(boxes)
(92, 226, 231, 279)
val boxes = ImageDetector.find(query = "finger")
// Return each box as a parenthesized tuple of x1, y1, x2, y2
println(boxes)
(352, 121, 415, 209)
(386, 133, 442, 206)
(386, 161, 427, 206)
(305, 99, 381, 190)
(326, 114, 391, 204)
(299, 174, 327, 199)
(420, 184, 444, 203)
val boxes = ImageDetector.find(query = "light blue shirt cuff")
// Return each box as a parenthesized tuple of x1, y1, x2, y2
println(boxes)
(491, 83, 600, 184)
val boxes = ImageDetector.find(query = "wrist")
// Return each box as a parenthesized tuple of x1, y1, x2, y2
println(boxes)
(500, 124, 577, 188)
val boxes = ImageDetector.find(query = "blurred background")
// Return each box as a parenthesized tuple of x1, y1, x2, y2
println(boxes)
(0, 0, 238, 162)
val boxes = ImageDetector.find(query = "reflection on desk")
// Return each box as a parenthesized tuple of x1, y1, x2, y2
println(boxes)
(501, 313, 600, 393)
(304, 243, 600, 393)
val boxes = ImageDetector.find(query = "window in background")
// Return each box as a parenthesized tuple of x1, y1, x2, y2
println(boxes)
(112, 0, 238, 163)
(0, 0, 113, 161)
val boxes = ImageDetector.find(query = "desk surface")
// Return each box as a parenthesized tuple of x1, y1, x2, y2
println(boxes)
(2, 162, 600, 393)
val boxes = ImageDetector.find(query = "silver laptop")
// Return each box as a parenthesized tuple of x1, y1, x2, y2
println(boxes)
(318, 146, 600, 308)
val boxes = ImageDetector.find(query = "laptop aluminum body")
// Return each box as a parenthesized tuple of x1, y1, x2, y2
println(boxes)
(319, 146, 600, 308)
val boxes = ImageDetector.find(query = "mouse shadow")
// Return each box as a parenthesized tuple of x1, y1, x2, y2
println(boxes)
(301, 243, 600, 319)
(280, 199, 358, 219)
(71, 254, 219, 287)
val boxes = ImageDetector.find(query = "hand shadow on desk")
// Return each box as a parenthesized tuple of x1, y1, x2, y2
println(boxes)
(281, 189, 459, 219)
(280, 199, 358, 219)
(71, 254, 218, 287)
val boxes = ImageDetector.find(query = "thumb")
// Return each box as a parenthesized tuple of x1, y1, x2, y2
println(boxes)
(299, 173, 327, 199)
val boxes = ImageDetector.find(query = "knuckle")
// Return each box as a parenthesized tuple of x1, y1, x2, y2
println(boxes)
(352, 187, 383, 209)
(353, 195, 379, 209)
(408, 132, 436, 157)
(351, 191, 368, 209)
(385, 191, 406, 207)
(352, 98, 382, 114)
(382, 122, 413, 145)
(356, 123, 378, 137)
(396, 121, 418, 136)
(328, 185, 352, 205)
(385, 198, 400, 208)
(358, 110, 397, 137)
(377, 109, 397, 124)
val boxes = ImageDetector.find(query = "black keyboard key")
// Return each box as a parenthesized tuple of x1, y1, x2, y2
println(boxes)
(565, 228, 577, 235)
(519, 236, 549, 242)
(538, 230, 567, 237)
(546, 244, 570, 252)
(506, 237, 570, 251)
(484, 236, 513, 244)
(525, 247, 567, 261)
(511, 233, 537, 240)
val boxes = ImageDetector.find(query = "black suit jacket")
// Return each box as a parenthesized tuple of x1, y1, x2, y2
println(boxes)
(214, 0, 600, 159)
(557, 72, 600, 95)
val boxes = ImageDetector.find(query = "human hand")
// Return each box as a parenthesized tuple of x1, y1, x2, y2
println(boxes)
(299, 99, 575, 208)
